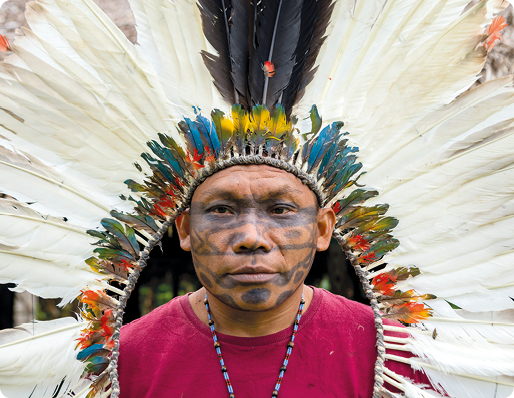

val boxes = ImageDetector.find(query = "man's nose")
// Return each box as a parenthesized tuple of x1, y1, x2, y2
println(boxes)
(232, 214, 272, 253)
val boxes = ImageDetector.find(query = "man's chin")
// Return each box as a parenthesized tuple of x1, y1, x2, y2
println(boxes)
(213, 286, 296, 312)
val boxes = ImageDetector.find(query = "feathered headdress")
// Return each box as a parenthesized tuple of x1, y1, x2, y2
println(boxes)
(0, 0, 513, 398)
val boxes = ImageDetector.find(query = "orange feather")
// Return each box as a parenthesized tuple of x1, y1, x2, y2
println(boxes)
(484, 16, 508, 50)
(0, 34, 10, 52)
(383, 302, 432, 323)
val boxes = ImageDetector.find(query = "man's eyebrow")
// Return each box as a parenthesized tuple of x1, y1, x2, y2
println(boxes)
(197, 189, 239, 202)
(258, 187, 304, 201)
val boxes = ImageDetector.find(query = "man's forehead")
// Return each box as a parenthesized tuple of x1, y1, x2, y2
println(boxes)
(191, 165, 315, 203)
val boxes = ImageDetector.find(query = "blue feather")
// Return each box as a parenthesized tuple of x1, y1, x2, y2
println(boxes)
(77, 344, 106, 361)
(307, 124, 329, 168)
(317, 134, 346, 180)
(147, 141, 185, 179)
(85, 356, 109, 374)
(141, 153, 176, 184)
(326, 162, 363, 197)
(184, 118, 204, 155)
(307, 122, 343, 173)
(325, 154, 357, 188)
(195, 114, 220, 156)
(324, 146, 358, 184)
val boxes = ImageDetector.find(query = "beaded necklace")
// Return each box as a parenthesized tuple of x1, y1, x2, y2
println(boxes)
(204, 293, 306, 398)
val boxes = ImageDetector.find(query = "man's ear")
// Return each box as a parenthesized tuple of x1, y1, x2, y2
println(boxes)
(175, 210, 191, 252)
(316, 207, 336, 251)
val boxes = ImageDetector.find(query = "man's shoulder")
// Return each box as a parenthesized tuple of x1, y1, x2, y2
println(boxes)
(314, 287, 374, 322)
(313, 287, 405, 335)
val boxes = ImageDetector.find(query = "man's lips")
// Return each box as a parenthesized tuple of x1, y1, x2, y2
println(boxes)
(228, 273, 277, 283)
(227, 266, 278, 284)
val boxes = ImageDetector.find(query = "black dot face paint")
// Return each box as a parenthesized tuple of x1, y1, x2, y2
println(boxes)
(241, 288, 271, 304)
(275, 290, 294, 307)
(186, 169, 321, 312)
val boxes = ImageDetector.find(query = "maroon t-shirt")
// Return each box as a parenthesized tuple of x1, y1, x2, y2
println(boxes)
(119, 288, 429, 397)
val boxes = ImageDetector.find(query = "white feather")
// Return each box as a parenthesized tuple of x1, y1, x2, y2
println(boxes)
(0, 198, 104, 303)
(295, 0, 486, 132)
(404, 334, 514, 378)
(0, 146, 112, 228)
(127, 0, 227, 114)
(0, 250, 102, 304)
(383, 366, 445, 398)
(418, 368, 514, 398)
(0, 198, 95, 265)
(0, 1, 513, 397)
(0, 0, 192, 219)
(0, 318, 89, 398)
(356, 76, 514, 341)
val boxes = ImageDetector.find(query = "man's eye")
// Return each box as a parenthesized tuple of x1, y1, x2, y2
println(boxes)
(271, 207, 291, 215)
(210, 206, 230, 214)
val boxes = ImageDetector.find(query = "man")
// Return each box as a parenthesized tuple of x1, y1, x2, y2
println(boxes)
(118, 164, 429, 397)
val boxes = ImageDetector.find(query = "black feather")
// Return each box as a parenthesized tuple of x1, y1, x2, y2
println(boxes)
(282, 0, 334, 115)
(280, 0, 318, 114)
(248, 0, 303, 109)
(199, 0, 335, 118)
(248, 0, 278, 108)
(229, 0, 251, 109)
(198, 0, 235, 104)
(264, 0, 303, 108)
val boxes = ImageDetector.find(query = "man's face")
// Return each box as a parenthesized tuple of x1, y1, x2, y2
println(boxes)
(176, 165, 334, 311)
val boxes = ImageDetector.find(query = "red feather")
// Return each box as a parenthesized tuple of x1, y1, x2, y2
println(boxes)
(332, 201, 342, 214)
(347, 233, 371, 252)
(372, 273, 396, 295)
(186, 148, 205, 170)
(262, 61, 275, 77)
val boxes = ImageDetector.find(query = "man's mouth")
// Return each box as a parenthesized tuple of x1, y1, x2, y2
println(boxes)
(228, 266, 277, 284)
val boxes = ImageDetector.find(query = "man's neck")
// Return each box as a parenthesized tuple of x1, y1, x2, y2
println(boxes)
(188, 285, 314, 337)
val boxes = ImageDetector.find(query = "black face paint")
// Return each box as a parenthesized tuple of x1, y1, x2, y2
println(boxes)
(214, 293, 244, 310)
(293, 271, 305, 284)
(198, 272, 213, 289)
(284, 229, 303, 239)
(241, 288, 271, 304)
(192, 250, 314, 289)
(275, 290, 294, 306)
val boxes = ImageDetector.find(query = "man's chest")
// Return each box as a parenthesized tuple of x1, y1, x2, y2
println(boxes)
(122, 333, 374, 398)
